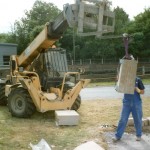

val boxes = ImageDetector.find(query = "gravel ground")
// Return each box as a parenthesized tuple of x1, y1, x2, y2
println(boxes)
(80, 85, 150, 100)
(104, 132, 150, 150)
(80, 85, 150, 149)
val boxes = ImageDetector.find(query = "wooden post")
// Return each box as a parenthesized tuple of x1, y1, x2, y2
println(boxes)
(89, 59, 92, 64)
(101, 58, 104, 64)
(142, 66, 145, 75)
(80, 59, 82, 65)
(72, 59, 74, 65)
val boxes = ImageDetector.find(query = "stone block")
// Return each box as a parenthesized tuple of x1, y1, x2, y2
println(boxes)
(142, 118, 149, 126)
(142, 118, 148, 126)
(115, 59, 137, 94)
(55, 110, 79, 126)
(127, 118, 134, 126)
(74, 141, 104, 150)
(147, 117, 150, 125)
(127, 118, 149, 126)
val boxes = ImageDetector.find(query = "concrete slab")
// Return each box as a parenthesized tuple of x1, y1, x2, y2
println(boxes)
(142, 118, 149, 126)
(147, 117, 150, 125)
(127, 118, 149, 126)
(127, 118, 134, 126)
(104, 132, 150, 150)
(74, 141, 104, 150)
(115, 59, 137, 94)
(55, 110, 79, 126)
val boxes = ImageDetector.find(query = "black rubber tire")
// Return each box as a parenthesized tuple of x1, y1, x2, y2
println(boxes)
(0, 84, 7, 105)
(8, 87, 36, 118)
(71, 95, 81, 111)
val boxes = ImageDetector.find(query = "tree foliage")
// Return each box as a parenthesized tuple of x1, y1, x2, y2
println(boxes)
(114, 7, 130, 34)
(127, 8, 150, 57)
(0, 32, 17, 43)
(0, 33, 8, 43)
(8, 0, 60, 54)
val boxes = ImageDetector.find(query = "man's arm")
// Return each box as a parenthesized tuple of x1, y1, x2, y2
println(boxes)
(135, 87, 144, 94)
(135, 78, 145, 94)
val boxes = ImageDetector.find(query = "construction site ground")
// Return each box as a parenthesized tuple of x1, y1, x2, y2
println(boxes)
(0, 96, 149, 150)
(104, 131, 150, 150)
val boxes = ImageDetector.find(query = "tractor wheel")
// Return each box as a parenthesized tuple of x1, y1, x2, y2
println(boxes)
(71, 95, 81, 111)
(8, 87, 36, 118)
(0, 84, 7, 105)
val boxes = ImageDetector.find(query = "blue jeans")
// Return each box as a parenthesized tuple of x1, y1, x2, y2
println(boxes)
(115, 99, 143, 139)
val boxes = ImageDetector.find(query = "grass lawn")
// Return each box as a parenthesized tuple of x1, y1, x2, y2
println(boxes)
(0, 97, 150, 150)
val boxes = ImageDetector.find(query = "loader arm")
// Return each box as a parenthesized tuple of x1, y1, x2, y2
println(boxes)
(13, 0, 115, 70)
(5, 0, 115, 118)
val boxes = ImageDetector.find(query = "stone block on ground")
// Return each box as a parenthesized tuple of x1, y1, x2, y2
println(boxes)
(142, 118, 149, 126)
(55, 110, 79, 126)
(147, 117, 150, 126)
(74, 141, 104, 150)
(127, 118, 134, 126)
(127, 118, 149, 126)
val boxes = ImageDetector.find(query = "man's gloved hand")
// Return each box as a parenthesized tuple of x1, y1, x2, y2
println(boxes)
(135, 87, 141, 93)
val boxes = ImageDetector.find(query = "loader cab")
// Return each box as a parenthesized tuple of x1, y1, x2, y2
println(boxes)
(32, 48, 70, 91)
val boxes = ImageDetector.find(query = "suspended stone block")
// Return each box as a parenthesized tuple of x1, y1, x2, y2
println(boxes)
(115, 59, 138, 94)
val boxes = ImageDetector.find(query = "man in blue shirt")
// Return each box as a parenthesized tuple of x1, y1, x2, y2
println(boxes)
(113, 77, 145, 142)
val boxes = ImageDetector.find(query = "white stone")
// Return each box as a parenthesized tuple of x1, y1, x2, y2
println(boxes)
(127, 118, 134, 126)
(74, 141, 104, 150)
(127, 118, 149, 126)
(115, 59, 137, 94)
(147, 117, 150, 125)
(142, 118, 149, 126)
(55, 110, 79, 126)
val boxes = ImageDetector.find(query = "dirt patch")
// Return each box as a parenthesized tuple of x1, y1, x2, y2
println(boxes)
(0, 98, 149, 150)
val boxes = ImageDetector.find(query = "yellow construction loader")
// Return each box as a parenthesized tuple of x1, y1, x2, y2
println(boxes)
(0, 0, 115, 118)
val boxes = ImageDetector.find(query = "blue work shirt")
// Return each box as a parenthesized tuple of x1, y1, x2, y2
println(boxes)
(123, 77, 145, 105)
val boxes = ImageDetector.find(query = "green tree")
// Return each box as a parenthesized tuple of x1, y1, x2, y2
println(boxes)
(0, 33, 8, 42)
(114, 7, 130, 34)
(0, 32, 17, 44)
(127, 8, 150, 57)
(11, 0, 60, 54)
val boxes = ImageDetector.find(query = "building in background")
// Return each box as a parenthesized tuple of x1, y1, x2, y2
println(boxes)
(0, 43, 17, 69)
(0, 43, 17, 78)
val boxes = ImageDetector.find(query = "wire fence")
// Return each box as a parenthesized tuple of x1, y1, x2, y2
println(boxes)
(79, 66, 150, 82)
(1, 58, 150, 67)
(0, 59, 150, 82)
(81, 74, 150, 82)
(67, 58, 150, 65)
(67, 59, 150, 82)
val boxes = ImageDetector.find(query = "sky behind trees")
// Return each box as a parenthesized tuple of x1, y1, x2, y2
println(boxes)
(0, 0, 149, 33)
